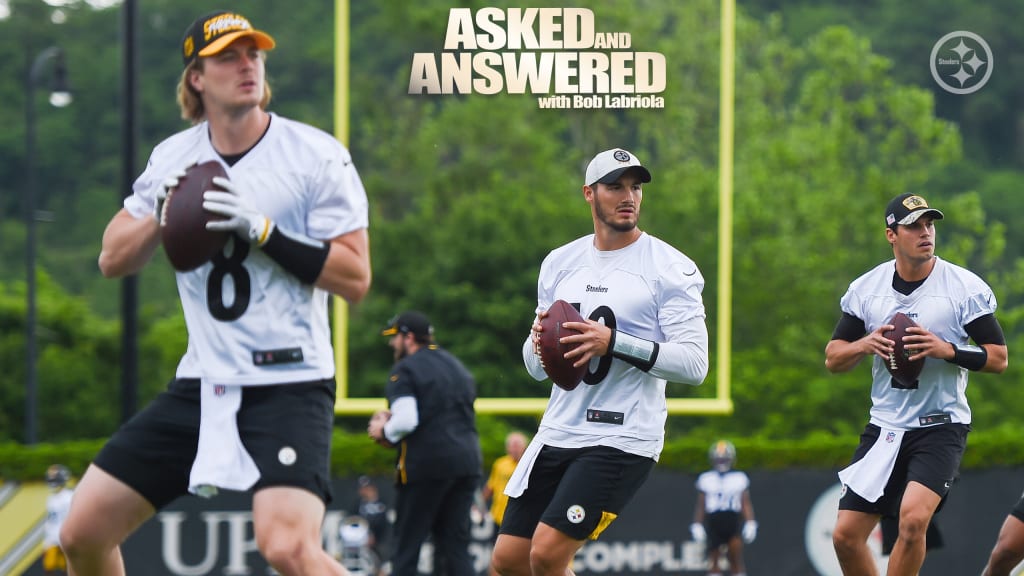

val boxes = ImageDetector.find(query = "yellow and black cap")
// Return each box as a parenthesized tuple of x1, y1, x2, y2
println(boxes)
(381, 311, 433, 338)
(181, 10, 276, 68)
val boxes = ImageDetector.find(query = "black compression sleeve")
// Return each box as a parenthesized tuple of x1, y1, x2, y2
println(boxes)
(965, 313, 1006, 346)
(831, 312, 866, 342)
(260, 227, 330, 284)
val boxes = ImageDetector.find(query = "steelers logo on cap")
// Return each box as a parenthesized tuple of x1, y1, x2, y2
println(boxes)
(613, 150, 631, 162)
(278, 446, 297, 466)
(566, 504, 586, 524)
(183, 37, 195, 59)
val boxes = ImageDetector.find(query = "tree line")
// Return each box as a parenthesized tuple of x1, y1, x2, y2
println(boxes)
(1, 0, 1022, 444)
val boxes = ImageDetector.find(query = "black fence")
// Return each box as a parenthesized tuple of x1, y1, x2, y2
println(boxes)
(22, 468, 1024, 575)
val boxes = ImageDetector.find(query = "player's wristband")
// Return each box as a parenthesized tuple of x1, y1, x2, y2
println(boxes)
(260, 226, 330, 285)
(946, 342, 987, 371)
(608, 330, 660, 372)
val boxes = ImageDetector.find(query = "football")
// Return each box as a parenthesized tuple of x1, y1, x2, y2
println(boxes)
(161, 161, 230, 272)
(538, 300, 587, 391)
(884, 312, 925, 389)
(369, 409, 394, 448)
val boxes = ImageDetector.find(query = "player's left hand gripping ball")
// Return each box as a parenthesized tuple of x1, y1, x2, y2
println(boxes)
(203, 177, 274, 245)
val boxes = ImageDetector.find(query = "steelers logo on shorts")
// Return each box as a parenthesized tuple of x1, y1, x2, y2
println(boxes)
(566, 504, 586, 524)
(839, 484, 847, 498)
(278, 446, 297, 466)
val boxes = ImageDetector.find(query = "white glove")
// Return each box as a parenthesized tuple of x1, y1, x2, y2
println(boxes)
(690, 522, 706, 542)
(203, 176, 274, 245)
(742, 520, 758, 543)
(154, 168, 188, 224)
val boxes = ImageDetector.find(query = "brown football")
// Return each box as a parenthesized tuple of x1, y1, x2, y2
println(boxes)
(160, 161, 230, 272)
(884, 312, 925, 389)
(369, 409, 394, 448)
(539, 300, 587, 391)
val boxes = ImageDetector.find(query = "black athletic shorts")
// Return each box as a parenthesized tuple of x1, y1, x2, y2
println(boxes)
(705, 510, 741, 549)
(498, 445, 654, 541)
(839, 423, 969, 516)
(94, 377, 336, 510)
(1010, 494, 1024, 522)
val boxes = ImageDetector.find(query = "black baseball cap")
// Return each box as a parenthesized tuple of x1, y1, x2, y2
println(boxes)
(181, 10, 276, 68)
(381, 311, 433, 338)
(885, 193, 944, 229)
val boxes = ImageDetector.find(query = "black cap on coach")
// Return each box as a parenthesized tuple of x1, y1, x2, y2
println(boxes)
(381, 311, 434, 339)
(181, 10, 276, 68)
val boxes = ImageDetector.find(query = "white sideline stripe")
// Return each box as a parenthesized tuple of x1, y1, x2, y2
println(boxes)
(0, 482, 18, 508)
(0, 520, 44, 576)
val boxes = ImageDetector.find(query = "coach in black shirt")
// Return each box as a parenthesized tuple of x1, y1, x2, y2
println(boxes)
(368, 311, 483, 576)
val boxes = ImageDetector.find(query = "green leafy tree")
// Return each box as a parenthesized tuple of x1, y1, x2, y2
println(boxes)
(2, 0, 1023, 445)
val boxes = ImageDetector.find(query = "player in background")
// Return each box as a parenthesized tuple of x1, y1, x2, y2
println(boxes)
(491, 148, 709, 576)
(346, 475, 392, 574)
(42, 464, 73, 576)
(482, 431, 529, 529)
(825, 193, 1007, 576)
(59, 10, 370, 576)
(368, 311, 482, 576)
(690, 441, 757, 576)
(981, 491, 1024, 576)
(481, 431, 529, 576)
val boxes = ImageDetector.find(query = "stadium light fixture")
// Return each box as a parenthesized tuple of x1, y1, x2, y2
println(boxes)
(24, 45, 72, 445)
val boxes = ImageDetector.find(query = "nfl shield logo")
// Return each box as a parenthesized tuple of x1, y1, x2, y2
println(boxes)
(885, 431, 896, 443)
(214, 385, 226, 397)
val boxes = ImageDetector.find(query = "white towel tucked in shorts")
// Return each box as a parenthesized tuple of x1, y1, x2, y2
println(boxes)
(838, 428, 904, 503)
(188, 382, 260, 497)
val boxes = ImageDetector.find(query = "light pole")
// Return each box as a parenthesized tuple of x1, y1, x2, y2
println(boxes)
(25, 46, 71, 445)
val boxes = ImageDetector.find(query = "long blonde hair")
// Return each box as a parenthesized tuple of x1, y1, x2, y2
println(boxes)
(175, 58, 273, 123)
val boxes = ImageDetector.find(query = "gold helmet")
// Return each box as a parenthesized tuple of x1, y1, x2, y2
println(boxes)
(45, 464, 70, 488)
(708, 440, 736, 471)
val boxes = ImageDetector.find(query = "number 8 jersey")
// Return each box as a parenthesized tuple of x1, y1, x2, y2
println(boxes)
(522, 232, 708, 460)
(124, 114, 369, 387)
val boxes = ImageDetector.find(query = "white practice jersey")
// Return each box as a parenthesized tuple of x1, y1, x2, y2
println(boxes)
(523, 232, 706, 460)
(44, 489, 73, 547)
(696, 470, 749, 514)
(840, 256, 997, 429)
(124, 113, 369, 386)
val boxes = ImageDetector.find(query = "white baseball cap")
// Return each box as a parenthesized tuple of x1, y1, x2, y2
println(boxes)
(585, 148, 652, 187)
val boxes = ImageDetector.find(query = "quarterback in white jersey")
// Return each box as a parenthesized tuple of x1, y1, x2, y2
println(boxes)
(838, 255, 995, 429)
(521, 229, 705, 459)
(491, 148, 709, 576)
(61, 11, 369, 576)
(826, 193, 1006, 576)
(123, 112, 367, 387)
